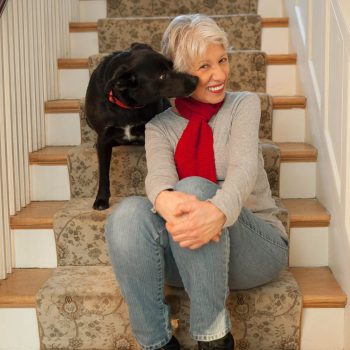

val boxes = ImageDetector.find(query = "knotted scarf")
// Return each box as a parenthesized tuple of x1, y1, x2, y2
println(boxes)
(174, 97, 224, 183)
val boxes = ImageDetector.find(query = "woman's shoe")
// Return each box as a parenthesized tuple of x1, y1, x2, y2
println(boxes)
(157, 336, 180, 350)
(197, 332, 235, 350)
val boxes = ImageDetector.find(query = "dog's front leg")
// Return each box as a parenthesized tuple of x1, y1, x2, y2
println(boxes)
(93, 135, 114, 210)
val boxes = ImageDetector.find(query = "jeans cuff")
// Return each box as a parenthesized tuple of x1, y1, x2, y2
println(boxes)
(190, 327, 231, 341)
(138, 331, 173, 350)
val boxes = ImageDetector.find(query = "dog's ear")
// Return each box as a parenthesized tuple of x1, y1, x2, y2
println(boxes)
(130, 42, 153, 51)
(104, 64, 129, 94)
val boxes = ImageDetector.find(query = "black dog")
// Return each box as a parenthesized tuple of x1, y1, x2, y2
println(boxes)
(85, 43, 198, 210)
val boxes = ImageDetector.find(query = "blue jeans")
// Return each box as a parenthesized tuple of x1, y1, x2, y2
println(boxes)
(105, 177, 288, 350)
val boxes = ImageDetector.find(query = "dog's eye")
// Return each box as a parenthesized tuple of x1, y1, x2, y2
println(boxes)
(159, 73, 166, 80)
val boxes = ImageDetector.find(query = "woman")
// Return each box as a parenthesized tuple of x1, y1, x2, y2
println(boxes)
(105, 14, 289, 350)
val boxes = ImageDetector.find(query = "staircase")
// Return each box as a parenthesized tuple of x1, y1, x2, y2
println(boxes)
(0, 0, 347, 349)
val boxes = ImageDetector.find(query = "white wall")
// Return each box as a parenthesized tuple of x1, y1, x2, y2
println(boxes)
(284, 0, 350, 348)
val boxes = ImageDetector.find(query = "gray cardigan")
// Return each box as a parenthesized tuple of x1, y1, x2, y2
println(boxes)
(145, 92, 288, 240)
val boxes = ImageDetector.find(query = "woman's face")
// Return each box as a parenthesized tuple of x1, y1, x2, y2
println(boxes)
(188, 43, 230, 104)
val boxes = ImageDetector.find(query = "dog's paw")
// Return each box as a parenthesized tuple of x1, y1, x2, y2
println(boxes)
(93, 198, 110, 210)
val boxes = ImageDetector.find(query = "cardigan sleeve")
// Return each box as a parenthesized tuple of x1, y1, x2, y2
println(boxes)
(144, 116, 179, 207)
(208, 93, 261, 227)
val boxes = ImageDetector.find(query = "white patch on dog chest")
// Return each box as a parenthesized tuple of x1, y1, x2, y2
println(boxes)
(122, 125, 137, 142)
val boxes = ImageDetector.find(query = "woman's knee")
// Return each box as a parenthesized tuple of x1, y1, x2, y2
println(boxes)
(105, 196, 151, 247)
(174, 176, 219, 200)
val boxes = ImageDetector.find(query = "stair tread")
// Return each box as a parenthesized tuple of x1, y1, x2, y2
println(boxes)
(281, 198, 331, 227)
(290, 267, 347, 308)
(58, 54, 297, 69)
(272, 96, 307, 109)
(29, 146, 74, 165)
(10, 201, 67, 229)
(69, 17, 289, 32)
(30, 143, 316, 165)
(276, 142, 317, 162)
(45, 99, 81, 113)
(0, 267, 345, 308)
(9, 198, 328, 230)
(0, 269, 54, 307)
(45, 96, 307, 113)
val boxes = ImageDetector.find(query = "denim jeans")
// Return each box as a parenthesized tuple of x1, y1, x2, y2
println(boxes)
(105, 177, 288, 350)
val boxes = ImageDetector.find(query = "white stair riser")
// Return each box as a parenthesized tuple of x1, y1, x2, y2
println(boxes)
(59, 69, 89, 99)
(280, 162, 316, 198)
(261, 27, 290, 55)
(0, 309, 40, 350)
(12, 227, 328, 268)
(46, 113, 81, 146)
(70, 32, 99, 58)
(70, 27, 291, 58)
(30, 165, 70, 201)
(78, 0, 285, 22)
(289, 227, 329, 267)
(59, 65, 297, 99)
(301, 308, 344, 350)
(30, 162, 316, 201)
(266, 65, 296, 96)
(0, 307, 342, 350)
(79, 0, 107, 22)
(12, 229, 57, 268)
(272, 109, 305, 143)
(257, 0, 285, 18)
(45, 109, 306, 146)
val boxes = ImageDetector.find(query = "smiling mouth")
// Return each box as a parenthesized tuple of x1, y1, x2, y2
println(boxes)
(207, 84, 225, 93)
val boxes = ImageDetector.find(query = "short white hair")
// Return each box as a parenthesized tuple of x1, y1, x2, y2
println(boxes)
(161, 14, 229, 72)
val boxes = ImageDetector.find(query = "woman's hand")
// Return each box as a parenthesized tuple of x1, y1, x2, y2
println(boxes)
(166, 200, 226, 250)
(155, 190, 197, 224)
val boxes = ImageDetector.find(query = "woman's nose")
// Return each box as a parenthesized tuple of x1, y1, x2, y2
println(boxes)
(211, 64, 227, 81)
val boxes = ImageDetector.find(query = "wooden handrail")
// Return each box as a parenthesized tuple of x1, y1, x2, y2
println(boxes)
(0, 0, 9, 17)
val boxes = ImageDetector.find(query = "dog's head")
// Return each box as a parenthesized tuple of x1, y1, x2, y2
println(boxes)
(104, 43, 198, 107)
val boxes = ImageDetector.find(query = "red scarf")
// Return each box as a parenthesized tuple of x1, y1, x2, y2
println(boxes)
(174, 97, 224, 183)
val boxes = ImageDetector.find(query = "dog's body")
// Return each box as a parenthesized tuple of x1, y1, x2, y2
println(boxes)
(85, 43, 198, 210)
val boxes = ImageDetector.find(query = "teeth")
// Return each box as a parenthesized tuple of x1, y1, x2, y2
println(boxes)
(208, 84, 224, 92)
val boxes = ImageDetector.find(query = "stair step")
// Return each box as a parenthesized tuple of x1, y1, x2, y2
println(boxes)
(276, 142, 318, 162)
(58, 54, 297, 69)
(281, 199, 331, 227)
(0, 267, 345, 308)
(290, 267, 347, 308)
(272, 96, 307, 109)
(10, 201, 66, 229)
(45, 96, 307, 114)
(29, 143, 316, 166)
(9, 198, 328, 230)
(69, 17, 290, 32)
(0, 269, 54, 307)
(29, 146, 72, 165)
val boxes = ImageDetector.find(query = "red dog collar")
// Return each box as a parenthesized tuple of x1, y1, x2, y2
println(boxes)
(108, 91, 144, 109)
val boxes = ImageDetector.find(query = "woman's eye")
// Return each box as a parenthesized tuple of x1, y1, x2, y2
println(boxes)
(199, 64, 209, 70)
(220, 57, 228, 64)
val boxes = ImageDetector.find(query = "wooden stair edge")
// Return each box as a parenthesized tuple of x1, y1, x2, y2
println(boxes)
(44, 96, 307, 114)
(291, 267, 347, 308)
(272, 96, 307, 109)
(277, 142, 318, 162)
(29, 146, 74, 165)
(29, 143, 317, 165)
(9, 197, 329, 230)
(57, 54, 296, 69)
(45, 100, 81, 113)
(0, 267, 345, 308)
(10, 201, 67, 229)
(69, 17, 289, 32)
(281, 198, 331, 228)
(0, 269, 54, 308)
